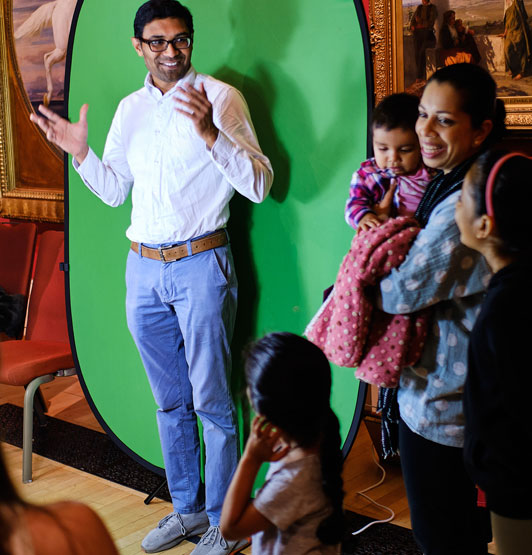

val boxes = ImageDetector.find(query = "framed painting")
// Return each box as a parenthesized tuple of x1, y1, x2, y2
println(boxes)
(368, 0, 532, 130)
(0, 0, 76, 222)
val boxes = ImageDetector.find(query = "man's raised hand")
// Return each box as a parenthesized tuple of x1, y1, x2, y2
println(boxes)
(174, 83, 219, 149)
(30, 104, 90, 164)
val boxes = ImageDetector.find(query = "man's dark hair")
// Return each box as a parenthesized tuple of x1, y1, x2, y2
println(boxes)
(372, 93, 420, 132)
(134, 0, 194, 38)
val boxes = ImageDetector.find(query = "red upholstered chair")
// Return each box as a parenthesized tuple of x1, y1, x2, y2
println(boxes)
(0, 231, 75, 482)
(0, 222, 37, 341)
(0, 222, 37, 296)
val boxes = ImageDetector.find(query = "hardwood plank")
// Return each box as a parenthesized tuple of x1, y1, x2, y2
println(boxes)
(0, 375, 104, 433)
(1, 380, 498, 554)
(2, 442, 497, 554)
(343, 424, 409, 529)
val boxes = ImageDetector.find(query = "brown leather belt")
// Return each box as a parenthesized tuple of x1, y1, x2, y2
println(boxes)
(131, 229, 228, 262)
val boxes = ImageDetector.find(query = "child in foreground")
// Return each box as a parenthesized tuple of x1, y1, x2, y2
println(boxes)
(220, 332, 344, 554)
(345, 93, 434, 232)
(455, 149, 532, 555)
(0, 445, 118, 555)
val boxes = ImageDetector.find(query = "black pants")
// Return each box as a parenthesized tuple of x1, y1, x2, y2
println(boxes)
(398, 418, 491, 555)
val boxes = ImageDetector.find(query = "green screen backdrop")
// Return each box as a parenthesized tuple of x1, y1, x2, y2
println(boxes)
(67, 0, 370, 473)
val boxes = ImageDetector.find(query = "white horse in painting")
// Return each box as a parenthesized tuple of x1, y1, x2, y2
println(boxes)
(14, 0, 77, 106)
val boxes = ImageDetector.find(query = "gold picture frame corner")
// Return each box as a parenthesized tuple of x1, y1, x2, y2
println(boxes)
(368, 0, 532, 133)
(0, 0, 66, 222)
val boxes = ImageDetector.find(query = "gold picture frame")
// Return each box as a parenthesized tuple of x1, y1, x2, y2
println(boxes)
(367, 0, 532, 131)
(0, 0, 65, 222)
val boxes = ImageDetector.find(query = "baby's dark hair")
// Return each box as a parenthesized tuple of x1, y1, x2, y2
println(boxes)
(245, 332, 345, 545)
(467, 148, 532, 257)
(372, 93, 420, 132)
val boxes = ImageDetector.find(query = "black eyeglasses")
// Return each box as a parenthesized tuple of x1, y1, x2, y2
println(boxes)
(138, 36, 191, 52)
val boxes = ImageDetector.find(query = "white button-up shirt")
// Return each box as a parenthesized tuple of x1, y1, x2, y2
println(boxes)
(75, 66, 273, 243)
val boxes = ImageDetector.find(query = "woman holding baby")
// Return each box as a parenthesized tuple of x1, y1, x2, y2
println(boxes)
(378, 63, 506, 554)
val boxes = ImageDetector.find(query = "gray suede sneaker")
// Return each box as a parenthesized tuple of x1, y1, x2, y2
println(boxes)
(141, 511, 209, 553)
(190, 526, 249, 555)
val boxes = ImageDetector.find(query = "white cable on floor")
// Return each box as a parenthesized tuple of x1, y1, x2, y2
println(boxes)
(351, 446, 396, 536)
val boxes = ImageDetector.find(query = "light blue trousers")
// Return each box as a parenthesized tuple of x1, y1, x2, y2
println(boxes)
(125, 239, 239, 524)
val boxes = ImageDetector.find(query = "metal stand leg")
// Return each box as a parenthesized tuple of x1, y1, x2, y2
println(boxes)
(23, 374, 54, 483)
(32, 387, 48, 427)
(144, 478, 167, 505)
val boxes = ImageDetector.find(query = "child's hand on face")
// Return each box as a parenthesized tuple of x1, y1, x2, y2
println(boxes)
(243, 415, 290, 465)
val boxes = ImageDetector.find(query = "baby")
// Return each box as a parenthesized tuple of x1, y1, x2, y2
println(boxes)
(345, 93, 434, 232)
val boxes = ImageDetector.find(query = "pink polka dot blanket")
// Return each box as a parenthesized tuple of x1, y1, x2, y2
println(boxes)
(305, 216, 429, 388)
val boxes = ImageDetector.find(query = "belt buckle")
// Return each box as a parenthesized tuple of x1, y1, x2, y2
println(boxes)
(158, 246, 166, 262)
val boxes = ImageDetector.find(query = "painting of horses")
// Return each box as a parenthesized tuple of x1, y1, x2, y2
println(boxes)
(12, 0, 76, 115)
(402, 0, 532, 97)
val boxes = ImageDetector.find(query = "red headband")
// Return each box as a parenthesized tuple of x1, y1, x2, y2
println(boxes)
(485, 152, 532, 218)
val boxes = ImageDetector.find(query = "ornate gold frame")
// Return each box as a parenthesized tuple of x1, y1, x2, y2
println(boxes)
(367, 0, 401, 106)
(367, 0, 532, 131)
(0, 0, 15, 198)
(0, 0, 64, 222)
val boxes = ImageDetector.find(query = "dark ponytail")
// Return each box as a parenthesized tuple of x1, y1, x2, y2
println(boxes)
(245, 332, 345, 545)
(317, 408, 346, 544)
(487, 99, 507, 148)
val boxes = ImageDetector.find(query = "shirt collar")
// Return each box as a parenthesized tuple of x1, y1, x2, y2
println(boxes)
(369, 157, 394, 178)
(144, 65, 197, 98)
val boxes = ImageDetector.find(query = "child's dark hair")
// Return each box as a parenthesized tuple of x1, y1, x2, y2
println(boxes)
(372, 93, 420, 132)
(245, 332, 345, 545)
(467, 148, 532, 257)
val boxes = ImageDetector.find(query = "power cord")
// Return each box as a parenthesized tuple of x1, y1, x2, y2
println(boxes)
(351, 446, 396, 535)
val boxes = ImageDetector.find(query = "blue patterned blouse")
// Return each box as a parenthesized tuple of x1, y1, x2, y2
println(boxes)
(379, 190, 491, 447)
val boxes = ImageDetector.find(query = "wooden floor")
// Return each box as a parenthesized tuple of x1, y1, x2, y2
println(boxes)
(2, 443, 189, 555)
(0, 376, 496, 554)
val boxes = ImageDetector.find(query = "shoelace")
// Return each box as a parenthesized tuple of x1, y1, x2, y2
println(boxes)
(199, 527, 228, 548)
(158, 513, 185, 535)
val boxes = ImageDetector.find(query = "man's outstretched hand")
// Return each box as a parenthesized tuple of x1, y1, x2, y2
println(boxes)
(30, 104, 90, 164)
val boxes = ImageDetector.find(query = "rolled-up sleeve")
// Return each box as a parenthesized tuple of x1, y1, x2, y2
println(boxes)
(73, 102, 134, 207)
(209, 88, 273, 203)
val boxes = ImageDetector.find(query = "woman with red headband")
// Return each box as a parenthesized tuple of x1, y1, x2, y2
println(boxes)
(455, 149, 532, 555)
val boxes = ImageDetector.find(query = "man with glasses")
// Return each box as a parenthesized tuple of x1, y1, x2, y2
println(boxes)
(30, 1, 273, 553)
